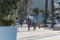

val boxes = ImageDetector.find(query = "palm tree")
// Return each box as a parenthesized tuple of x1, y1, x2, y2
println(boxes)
(24, 0, 28, 19)
(17, 0, 31, 20)
(32, 7, 40, 15)
(44, 0, 48, 27)
(51, 0, 54, 28)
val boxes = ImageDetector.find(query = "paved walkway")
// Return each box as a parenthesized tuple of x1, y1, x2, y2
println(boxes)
(17, 24, 60, 40)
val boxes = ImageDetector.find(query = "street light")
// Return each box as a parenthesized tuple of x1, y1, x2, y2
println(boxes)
(44, 0, 48, 27)
(51, 0, 54, 28)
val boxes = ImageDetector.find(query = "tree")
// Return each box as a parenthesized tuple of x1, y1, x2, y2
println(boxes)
(44, 0, 48, 27)
(17, 0, 32, 19)
(32, 7, 45, 15)
(40, 9, 45, 13)
(0, 0, 20, 26)
(0, 0, 19, 18)
(32, 7, 40, 15)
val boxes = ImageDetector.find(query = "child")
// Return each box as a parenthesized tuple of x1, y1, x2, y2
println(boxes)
(16, 18, 19, 27)
(37, 18, 41, 29)
(16, 18, 20, 32)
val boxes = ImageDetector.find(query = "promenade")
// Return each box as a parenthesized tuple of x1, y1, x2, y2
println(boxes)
(17, 24, 60, 40)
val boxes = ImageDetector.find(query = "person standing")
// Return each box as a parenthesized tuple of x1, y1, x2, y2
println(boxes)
(27, 18, 31, 31)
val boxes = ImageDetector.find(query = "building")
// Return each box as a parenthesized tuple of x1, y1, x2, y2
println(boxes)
(54, 1, 60, 18)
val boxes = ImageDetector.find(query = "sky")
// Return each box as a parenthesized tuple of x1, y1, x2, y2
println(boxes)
(32, 0, 60, 10)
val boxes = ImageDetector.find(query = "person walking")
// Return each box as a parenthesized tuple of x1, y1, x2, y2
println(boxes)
(16, 18, 20, 32)
(16, 18, 19, 27)
(37, 18, 41, 29)
(33, 16, 37, 31)
(19, 19, 23, 27)
(27, 18, 31, 31)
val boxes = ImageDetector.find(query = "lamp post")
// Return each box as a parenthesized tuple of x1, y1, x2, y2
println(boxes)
(44, 0, 48, 27)
(51, 0, 54, 28)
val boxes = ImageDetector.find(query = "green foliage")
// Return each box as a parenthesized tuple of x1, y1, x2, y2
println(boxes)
(32, 7, 40, 15)
(40, 9, 45, 13)
(0, 19, 15, 26)
(0, 0, 20, 26)
(4, 19, 15, 26)
(32, 7, 45, 15)
(56, 15, 60, 19)
(0, 0, 19, 18)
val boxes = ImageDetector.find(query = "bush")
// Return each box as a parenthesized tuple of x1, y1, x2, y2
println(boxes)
(0, 19, 15, 26)
(0, 0, 20, 26)
(56, 16, 60, 19)
(4, 19, 15, 26)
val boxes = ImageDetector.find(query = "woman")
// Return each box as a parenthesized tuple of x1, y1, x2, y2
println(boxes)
(27, 18, 31, 31)
(33, 16, 37, 31)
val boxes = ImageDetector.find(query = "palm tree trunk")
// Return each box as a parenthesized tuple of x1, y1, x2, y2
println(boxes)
(24, 0, 28, 19)
(51, 0, 54, 28)
(44, 0, 48, 27)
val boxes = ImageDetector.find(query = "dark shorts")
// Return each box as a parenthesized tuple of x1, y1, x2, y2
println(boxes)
(32, 23, 36, 26)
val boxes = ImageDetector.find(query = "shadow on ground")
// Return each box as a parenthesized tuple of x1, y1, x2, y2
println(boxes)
(18, 33, 60, 40)
(42, 26, 60, 31)
(53, 27, 60, 31)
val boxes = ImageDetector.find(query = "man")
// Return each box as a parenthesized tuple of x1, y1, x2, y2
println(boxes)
(19, 19, 23, 27)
